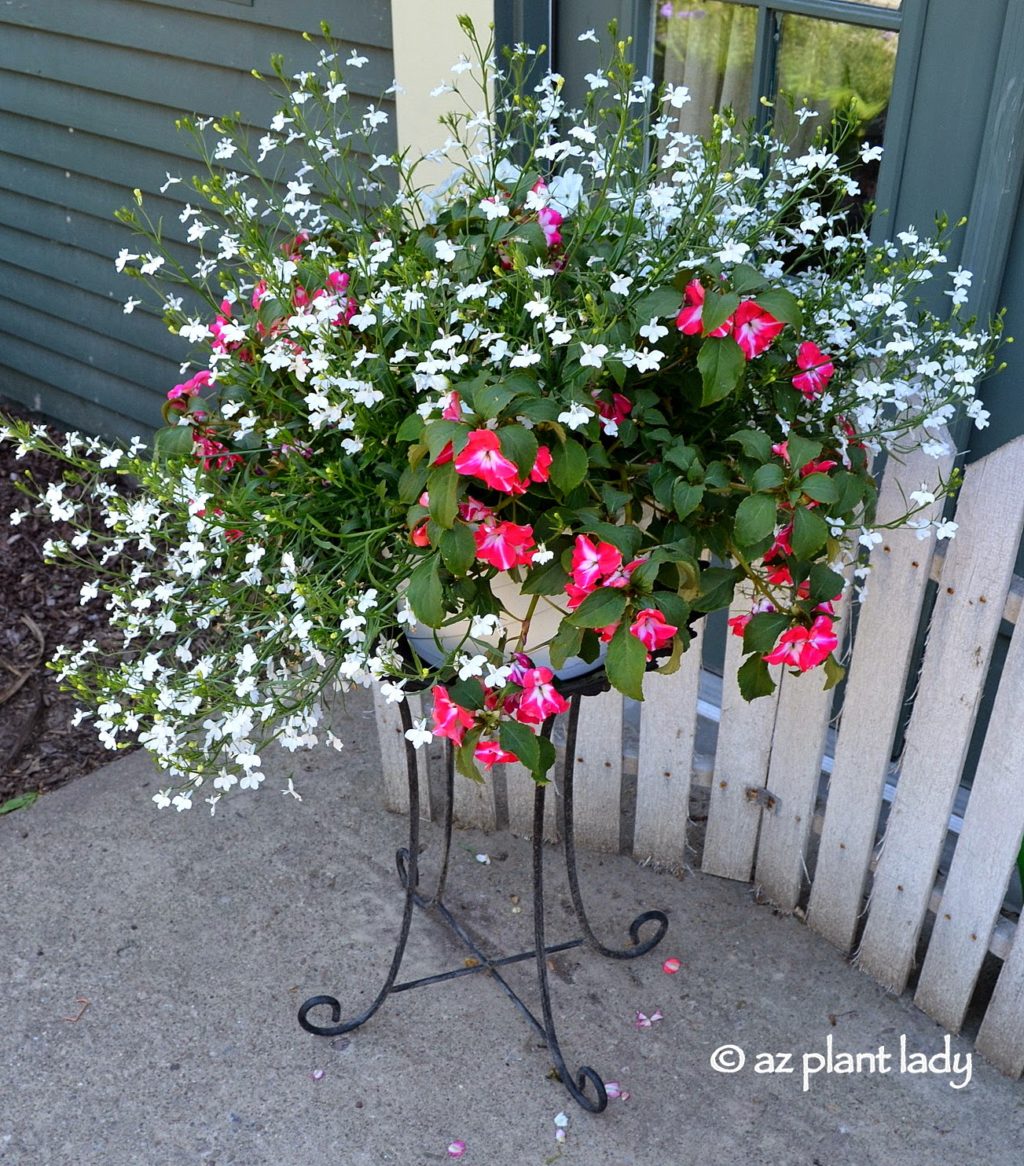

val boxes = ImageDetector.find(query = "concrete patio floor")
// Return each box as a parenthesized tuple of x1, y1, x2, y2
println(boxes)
(2, 690, 1022, 1165)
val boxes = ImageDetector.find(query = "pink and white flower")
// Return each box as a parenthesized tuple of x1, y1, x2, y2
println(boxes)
(763, 614, 838, 671)
(732, 301, 785, 359)
(792, 341, 835, 398)
(474, 521, 536, 571)
(516, 667, 571, 724)
(454, 429, 521, 494)
(629, 608, 678, 655)
(431, 686, 475, 745)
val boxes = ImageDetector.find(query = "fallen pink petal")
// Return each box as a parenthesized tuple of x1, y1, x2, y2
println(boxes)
(634, 1009, 664, 1029)
(662, 957, 682, 974)
(310, 1068, 325, 1081)
(447, 1140, 467, 1159)
(604, 1080, 630, 1100)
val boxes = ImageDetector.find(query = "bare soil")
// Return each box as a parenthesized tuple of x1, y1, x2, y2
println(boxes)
(0, 399, 127, 805)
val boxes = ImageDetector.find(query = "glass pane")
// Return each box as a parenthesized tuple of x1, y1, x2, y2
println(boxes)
(831, 0, 900, 8)
(774, 13, 898, 207)
(653, 2, 758, 138)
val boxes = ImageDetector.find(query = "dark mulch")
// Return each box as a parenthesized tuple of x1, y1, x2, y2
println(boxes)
(1, 399, 128, 806)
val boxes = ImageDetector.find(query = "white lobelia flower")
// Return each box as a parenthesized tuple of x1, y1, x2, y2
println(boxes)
(404, 718, 434, 749)
(557, 401, 593, 430)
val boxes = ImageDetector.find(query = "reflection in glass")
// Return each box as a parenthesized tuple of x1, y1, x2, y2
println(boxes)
(653, 2, 757, 139)
(774, 13, 898, 205)
(653, 3, 898, 213)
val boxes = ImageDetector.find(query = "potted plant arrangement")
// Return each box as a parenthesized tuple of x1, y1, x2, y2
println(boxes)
(1, 19, 999, 809)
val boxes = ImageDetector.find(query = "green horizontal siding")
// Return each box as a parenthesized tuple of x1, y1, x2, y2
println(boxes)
(0, 0, 394, 438)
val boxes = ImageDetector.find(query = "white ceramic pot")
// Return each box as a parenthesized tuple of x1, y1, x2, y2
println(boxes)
(404, 571, 606, 680)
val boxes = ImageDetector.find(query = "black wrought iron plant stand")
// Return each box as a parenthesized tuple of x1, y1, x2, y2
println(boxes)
(298, 669, 669, 1113)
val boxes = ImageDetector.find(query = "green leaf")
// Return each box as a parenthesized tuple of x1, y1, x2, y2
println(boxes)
(605, 622, 647, 702)
(734, 494, 778, 547)
(439, 524, 476, 576)
(448, 677, 487, 710)
(427, 461, 459, 529)
(549, 439, 589, 495)
(396, 412, 425, 442)
(664, 443, 699, 473)
(693, 565, 742, 612)
(498, 424, 539, 477)
(754, 288, 802, 329)
(406, 555, 445, 627)
(751, 462, 785, 492)
(800, 473, 839, 504)
(673, 480, 704, 520)
(568, 587, 628, 629)
(455, 733, 484, 781)
(808, 563, 845, 605)
(475, 374, 538, 419)
(785, 432, 823, 472)
(698, 337, 745, 406)
(791, 506, 829, 560)
(520, 557, 571, 595)
(831, 470, 866, 515)
(822, 652, 846, 691)
(548, 622, 584, 671)
(702, 290, 740, 335)
(730, 264, 768, 293)
(0, 791, 38, 815)
(742, 612, 792, 655)
(499, 720, 540, 773)
(536, 734, 557, 782)
(153, 425, 194, 459)
(425, 419, 466, 463)
(728, 429, 772, 462)
(737, 653, 777, 701)
(633, 285, 686, 323)
(651, 591, 691, 631)
(399, 462, 429, 506)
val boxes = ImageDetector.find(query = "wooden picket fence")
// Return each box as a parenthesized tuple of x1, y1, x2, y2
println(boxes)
(374, 433, 1024, 1078)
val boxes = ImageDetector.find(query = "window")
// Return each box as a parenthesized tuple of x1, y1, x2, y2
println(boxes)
(652, 1, 903, 214)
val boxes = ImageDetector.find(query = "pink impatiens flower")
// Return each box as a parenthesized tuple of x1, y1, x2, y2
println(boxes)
(474, 739, 519, 769)
(763, 614, 838, 671)
(515, 667, 571, 725)
(474, 521, 536, 571)
(431, 686, 475, 745)
(675, 279, 732, 337)
(454, 429, 521, 493)
(792, 341, 835, 399)
(571, 534, 622, 590)
(629, 609, 678, 655)
(538, 204, 564, 248)
(732, 300, 785, 359)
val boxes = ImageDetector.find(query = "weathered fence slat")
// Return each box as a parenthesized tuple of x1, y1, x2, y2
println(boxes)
(913, 610, 1024, 1031)
(976, 923, 1024, 1076)
(701, 606, 781, 881)
(571, 688, 625, 851)
(808, 444, 953, 952)
(453, 765, 497, 831)
(753, 631, 840, 911)
(857, 435, 1024, 992)
(374, 686, 430, 817)
(632, 624, 704, 866)
(505, 760, 558, 841)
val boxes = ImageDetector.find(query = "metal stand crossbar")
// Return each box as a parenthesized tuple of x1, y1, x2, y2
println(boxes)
(298, 673, 669, 1113)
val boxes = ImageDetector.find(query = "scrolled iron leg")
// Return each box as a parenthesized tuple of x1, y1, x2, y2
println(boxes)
(298, 699, 423, 1035)
(531, 737, 608, 1113)
(560, 694, 669, 960)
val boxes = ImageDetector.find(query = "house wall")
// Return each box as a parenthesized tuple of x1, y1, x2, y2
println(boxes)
(0, 0, 394, 439)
